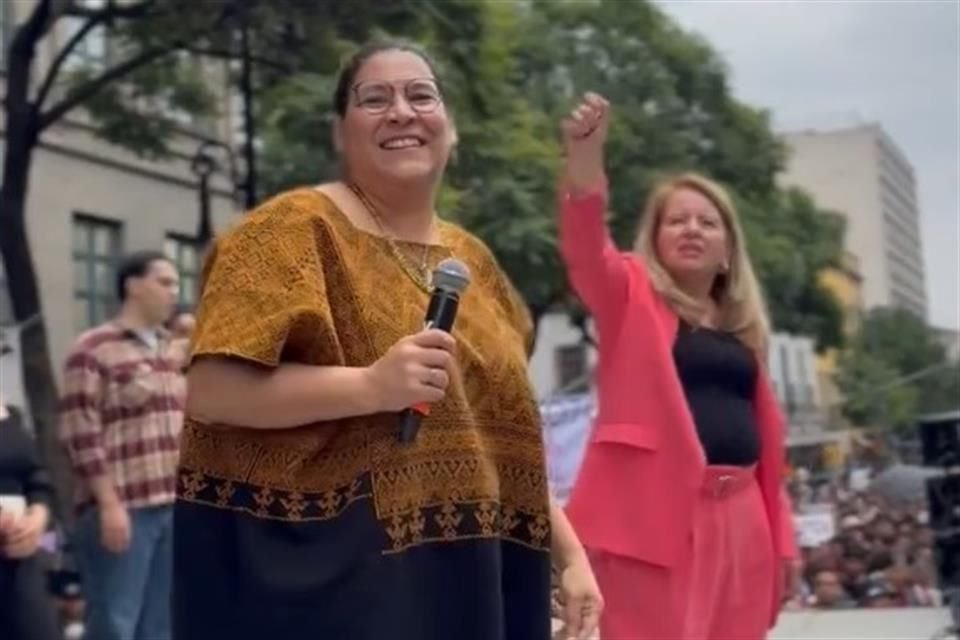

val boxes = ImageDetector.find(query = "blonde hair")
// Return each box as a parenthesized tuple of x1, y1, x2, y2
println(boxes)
(633, 173, 770, 355)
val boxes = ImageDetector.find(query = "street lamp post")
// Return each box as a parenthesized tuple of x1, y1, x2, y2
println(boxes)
(190, 144, 217, 246)
(190, 140, 242, 247)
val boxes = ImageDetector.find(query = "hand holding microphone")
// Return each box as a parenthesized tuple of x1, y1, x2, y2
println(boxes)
(365, 329, 456, 413)
(365, 258, 471, 443)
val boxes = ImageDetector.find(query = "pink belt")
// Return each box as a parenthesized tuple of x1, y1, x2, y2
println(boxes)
(700, 465, 757, 499)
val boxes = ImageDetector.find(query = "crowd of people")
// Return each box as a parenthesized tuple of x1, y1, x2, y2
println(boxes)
(785, 471, 943, 612)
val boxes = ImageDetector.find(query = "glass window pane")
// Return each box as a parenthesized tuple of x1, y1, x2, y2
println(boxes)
(93, 226, 113, 256)
(73, 222, 89, 254)
(74, 296, 91, 333)
(73, 259, 90, 293)
(165, 238, 178, 262)
(94, 261, 113, 295)
(180, 276, 196, 305)
(182, 245, 197, 272)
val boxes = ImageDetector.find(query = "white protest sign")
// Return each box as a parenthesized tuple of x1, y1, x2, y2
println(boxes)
(794, 511, 836, 548)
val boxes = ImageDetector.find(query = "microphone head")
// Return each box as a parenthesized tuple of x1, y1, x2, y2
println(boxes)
(431, 258, 470, 294)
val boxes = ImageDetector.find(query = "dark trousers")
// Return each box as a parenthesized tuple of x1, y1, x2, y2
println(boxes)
(0, 556, 62, 640)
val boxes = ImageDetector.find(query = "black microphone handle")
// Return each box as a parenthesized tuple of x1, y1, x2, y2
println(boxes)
(397, 289, 460, 444)
(398, 409, 421, 444)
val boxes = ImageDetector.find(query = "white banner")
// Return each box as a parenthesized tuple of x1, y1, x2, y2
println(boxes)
(793, 510, 836, 548)
(540, 393, 595, 504)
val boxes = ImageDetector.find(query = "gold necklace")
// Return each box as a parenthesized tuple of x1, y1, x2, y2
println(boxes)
(348, 183, 434, 292)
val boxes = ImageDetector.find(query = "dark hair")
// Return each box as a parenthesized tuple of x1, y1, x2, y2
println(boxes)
(332, 40, 441, 117)
(115, 250, 171, 302)
(866, 551, 894, 574)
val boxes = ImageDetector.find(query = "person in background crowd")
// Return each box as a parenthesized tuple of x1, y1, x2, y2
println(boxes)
(0, 396, 62, 640)
(808, 569, 856, 610)
(784, 464, 943, 611)
(59, 250, 184, 640)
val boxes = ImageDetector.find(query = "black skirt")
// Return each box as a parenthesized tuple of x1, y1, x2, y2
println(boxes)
(172, 493, 552, 640)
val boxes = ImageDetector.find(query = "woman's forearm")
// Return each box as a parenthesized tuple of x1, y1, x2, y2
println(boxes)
(549, 500, 589, 569)
(187, 357, 379, 429)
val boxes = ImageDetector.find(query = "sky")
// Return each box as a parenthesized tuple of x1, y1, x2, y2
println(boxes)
(656, 0, 960, 330)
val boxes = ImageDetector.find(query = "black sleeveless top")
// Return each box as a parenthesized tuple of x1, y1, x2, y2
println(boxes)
(673, 322, 760, 466)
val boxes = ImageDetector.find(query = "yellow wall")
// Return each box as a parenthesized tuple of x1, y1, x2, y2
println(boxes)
(817, 252, 864, 371)
(816, 253, 864, 421)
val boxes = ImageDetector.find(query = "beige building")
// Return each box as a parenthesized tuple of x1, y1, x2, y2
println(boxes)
(1, 1, 240, 409)
(780, 124, 928, 320)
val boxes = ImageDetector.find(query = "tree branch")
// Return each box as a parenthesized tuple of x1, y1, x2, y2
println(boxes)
(38, 45, 173, 131)
(35, 0, 168, 111)
(19, 0, 57, 45)
(34, 13, 107, 109)
(184, 45, 290, 71)
(37, 2, 235, 132)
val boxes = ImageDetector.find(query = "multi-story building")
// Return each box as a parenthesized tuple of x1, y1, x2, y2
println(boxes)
(0, 1, 240, 419)
(780, 124, 927, 320)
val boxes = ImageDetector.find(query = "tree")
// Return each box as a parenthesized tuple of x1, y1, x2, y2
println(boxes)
(856, 307, 947, 376)
(255, 0, 566, 324)
(740, 188, 846, 351)
(255, 0, 847, 345)
(835, 349, 919, 430)
(0, 0, 327, 517)
(918, 360, 960, 414)
(511, 0, 846, 346)
(835, 307, 958, 429)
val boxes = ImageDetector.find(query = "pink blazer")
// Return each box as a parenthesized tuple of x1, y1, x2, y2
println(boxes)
(559, 187, 796, 619)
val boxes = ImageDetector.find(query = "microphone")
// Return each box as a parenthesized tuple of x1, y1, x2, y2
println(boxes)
(398, 258, 471, 444)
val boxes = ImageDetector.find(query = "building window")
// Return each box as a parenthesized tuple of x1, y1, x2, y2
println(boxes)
(0, 0, 8, 69)
(73, 215, 122, 332)
(62, 0, 109, 72)
(555, 343, 588, 392)
(164, 234, 201, 306)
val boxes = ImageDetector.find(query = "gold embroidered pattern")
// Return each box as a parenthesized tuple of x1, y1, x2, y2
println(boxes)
(177, 189, 550, 554)
(177, 471, 373, 522)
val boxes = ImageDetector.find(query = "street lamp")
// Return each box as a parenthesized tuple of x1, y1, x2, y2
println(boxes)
(190, 140, 243, 246)
(190, 144, 217, 245)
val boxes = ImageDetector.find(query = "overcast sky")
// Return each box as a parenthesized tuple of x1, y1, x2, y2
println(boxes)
(656, 0, 960, 330)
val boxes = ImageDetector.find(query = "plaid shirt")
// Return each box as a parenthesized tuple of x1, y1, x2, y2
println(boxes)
(58, 321, 185, 510)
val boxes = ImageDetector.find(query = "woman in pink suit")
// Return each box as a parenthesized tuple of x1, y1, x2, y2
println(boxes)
(558, 93, 797, 640)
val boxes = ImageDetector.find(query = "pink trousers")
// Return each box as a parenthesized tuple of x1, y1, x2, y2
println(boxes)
(590, 466, 775, 640)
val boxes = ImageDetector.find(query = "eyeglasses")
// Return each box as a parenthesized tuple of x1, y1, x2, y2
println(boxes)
(351, 78, 443, 115)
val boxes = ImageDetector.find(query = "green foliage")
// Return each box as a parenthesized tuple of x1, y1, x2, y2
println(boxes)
(835, 307, 958, 429)
(49, 0, 847, 340)
(67, 54, 217, 159)
(835, 348, 919, 430)
(855, 307, 947, 375)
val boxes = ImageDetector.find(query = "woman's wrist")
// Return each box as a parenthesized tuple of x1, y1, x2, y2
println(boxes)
(553, 543, 589, 571)
(549, 501, 589, 570)
(561, 171, 607, 198)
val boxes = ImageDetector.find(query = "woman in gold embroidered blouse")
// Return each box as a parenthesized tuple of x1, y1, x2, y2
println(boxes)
(173, 41, 601, 640)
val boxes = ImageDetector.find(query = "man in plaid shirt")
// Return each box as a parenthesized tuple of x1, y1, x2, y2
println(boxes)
(59, 250, 185, 640)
